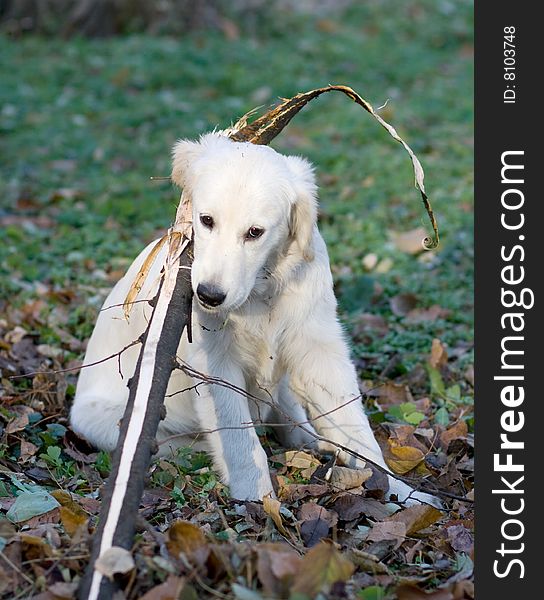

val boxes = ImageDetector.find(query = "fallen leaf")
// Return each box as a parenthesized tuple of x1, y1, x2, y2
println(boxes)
(256, 543, 302, 597)
(440, 421, 468, 452)
(362, 381, 414, 406)
(390, 227, 428, 254)
(95, 546, 135, 580)
(363, 465, 390, 497)
(384, 441, 425, 474)
(367, 521, 407, 550)
(269, 450, 321, 479)
(138, 575, 187, 600)
(59, 506, 88, 537)
(386, 504, 442, 535)
(298, 503, 337, 547)
(390, 293, 418, 316)
(405, 305, 451, 324)
(375, 257, 393, 273)
(278, 483, 329, 503)
(447, 525, 473, 553)
(291, 541, 355, 597)
(5, 406, 33, 434)
(362, 253, 379, 271)
(263, 495, 288, 536)
(429, 338, 448, 369)
(348, 548, 390, 575)
(332, 495, 391, 522)
(6, 488, 60, 523)
(167, 521, 210, 569)
(20, 440, 38, 463)
(329, 466, 373, 490)
(299, 503, 338, 528)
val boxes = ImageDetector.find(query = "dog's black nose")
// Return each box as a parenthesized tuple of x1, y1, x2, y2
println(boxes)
(196, 283, 226, 307)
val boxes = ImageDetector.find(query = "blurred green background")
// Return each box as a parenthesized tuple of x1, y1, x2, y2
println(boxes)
(0, 0, 473, 377)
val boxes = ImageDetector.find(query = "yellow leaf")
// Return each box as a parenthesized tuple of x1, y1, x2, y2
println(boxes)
(123, 234, 168, 320)
(59, 506, 88, 537)
(387, 504, 443, 535)
(166, 521, 209, 569)
(385, 441, 425, 474)
(263, 495, 288, 536)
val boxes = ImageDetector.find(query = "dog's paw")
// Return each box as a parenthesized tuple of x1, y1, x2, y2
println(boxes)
(228, 475, 275, 502)
(387, 477, 443, 509)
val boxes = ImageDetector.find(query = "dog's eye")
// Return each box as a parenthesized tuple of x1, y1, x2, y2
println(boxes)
(200, 215, 214, 229)
(246, 226, 264, 240)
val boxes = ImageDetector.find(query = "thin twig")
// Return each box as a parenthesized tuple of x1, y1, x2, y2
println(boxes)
(8, 338, 142, 380)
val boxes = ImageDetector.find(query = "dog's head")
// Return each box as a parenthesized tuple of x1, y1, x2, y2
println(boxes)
(171, 133, 317, 312)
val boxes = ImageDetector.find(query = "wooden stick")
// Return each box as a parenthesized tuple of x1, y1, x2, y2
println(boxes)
(77, 243, 193, 600)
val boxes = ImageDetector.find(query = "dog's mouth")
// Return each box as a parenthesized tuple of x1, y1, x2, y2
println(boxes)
(196, 298, 221, 312)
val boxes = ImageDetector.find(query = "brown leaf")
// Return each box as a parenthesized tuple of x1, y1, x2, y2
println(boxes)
(440, 421, 468, 451)
(384, 440, 425, 474)
(299, 503, 338, 528)
(331, 495, 391, 522)
(390, 293, 418, 316)
(348, 548, 390, 575)
(298, 503, 337, 547)
(138, 575, 187, 600)
(405, 305, 451, 324)
(390, 227, 429, 254)
(429, 338, 448, 369)
(5, 406, 33, 434)
(20, 440, 38, 463)
(362, 381, 414, 406)
(367, 521, 407, 550)
(219, 17, 240, 40)
(278, 483, 329, 503)
(291, 541, 355, 597)
(388, 424, 428, 453)
(386, 504, 442, 535)
(167, 521, 210, 569)
(256, 543, 302, 597)
(363, 465, 390, 497)
(263, 495, 289, 536)
(447, 525, 474, 553)
(353, 313, 389, 336)
(270, 450, 320, 479)
(21, 534, 54, 562)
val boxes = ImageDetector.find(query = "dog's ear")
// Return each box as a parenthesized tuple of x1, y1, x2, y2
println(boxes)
(171, 139, 204, 189)
(286, 156, 318, 262)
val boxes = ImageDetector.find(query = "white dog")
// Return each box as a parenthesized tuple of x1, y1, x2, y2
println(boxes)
(71, 133, 435, 505)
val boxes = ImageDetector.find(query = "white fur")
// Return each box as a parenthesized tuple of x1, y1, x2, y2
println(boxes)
(71, 133, 437, 505)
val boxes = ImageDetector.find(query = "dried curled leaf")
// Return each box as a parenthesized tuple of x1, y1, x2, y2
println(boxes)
(229, 84, 439, 249)
(123, 234, 168, 320)
(263, 495, 288, 536)
(386, 504, 443, 535)
(329, 465, 373, 490)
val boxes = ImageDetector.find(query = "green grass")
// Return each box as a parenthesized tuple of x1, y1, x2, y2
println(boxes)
(0, 0, 473, 375)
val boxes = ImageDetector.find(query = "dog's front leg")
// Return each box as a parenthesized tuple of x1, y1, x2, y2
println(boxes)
(192, 359, 274, 501)
(288, 321, 437, 505)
